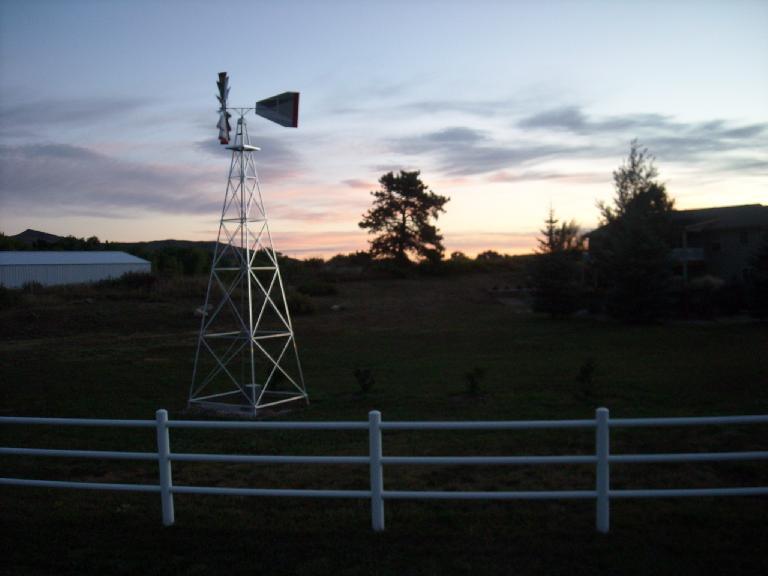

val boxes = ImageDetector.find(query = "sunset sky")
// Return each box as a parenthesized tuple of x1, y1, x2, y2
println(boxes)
(1, 0, 766, 258)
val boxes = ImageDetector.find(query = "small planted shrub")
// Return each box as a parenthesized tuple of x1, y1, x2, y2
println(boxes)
(576, 357, 598, 399)
(0, 285, 23, 308)
(107, 272, 158, 290)
(354, 367, 375, 393)
(21, 281, 44, 294)
(286, 290, 315, 315)
(296, 281, 338, 297)
(464, 366, 486, 396)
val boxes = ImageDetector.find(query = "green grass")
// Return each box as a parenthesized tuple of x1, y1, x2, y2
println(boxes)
(1, 273, 767, 575)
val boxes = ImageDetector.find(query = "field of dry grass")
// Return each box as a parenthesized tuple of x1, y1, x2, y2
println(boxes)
(1, 272, 767, 575)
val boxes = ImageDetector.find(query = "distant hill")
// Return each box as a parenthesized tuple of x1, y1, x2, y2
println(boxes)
(110, 239, 223, 253)
(3, 229, 222, 253)
(10, 229, 64, 245)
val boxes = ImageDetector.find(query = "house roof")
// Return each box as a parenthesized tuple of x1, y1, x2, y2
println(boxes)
(672, 204, 768, 231)
(0, 251, 150, 266)
(587, 204, 768, 238)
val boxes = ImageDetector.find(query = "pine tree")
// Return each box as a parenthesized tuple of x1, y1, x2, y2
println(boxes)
(358, 171, 449, 264)
(591, 140, 675, 320)
(532, 207, 585, 316)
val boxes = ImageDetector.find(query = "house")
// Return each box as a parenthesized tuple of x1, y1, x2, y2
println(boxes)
(670, 204, 768, 284)
(0, 251, 151, 288)
(585, 203, 768, 286)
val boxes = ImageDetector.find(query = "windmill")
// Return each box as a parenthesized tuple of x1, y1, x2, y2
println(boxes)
(189, 72, 307, 414)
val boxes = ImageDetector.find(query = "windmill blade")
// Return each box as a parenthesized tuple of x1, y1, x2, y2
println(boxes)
(256, 92, 299, 128)
(217, 110, 232, 144)
(216, 72, 231, 144)
(217, 72, 230, 107)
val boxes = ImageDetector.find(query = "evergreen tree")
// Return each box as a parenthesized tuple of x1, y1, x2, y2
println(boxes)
(747, 231, 768, 318)
(359, 171, 449, 264)
(591, 141, 675, 321)
(532, 208, 584, 316)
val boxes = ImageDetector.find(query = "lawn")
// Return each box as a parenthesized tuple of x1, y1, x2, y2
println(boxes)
(1, 272, 767, 575)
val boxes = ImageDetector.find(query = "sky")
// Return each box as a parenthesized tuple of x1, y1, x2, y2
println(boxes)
(0, 0, 766, 258)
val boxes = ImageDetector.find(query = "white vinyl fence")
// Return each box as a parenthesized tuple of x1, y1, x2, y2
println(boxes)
(2, 408, 768, 532)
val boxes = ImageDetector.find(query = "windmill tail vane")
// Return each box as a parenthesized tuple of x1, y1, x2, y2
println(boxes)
(215, 71, 300, 144)
(189, 72, 306, 415)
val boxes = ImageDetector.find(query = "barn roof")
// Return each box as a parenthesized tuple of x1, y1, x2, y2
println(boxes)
(0, 251, 150, 266)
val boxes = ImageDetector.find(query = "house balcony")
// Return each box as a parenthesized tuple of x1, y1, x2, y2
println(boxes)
(671, 247, 705, 262)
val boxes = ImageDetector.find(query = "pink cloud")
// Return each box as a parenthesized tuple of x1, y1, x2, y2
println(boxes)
(488, 170, 607, 184)
(269, 229, 539, 259)
(341, 178, 375, 189)
(444, 231, 538, 257)
(270, 230, 368, 257)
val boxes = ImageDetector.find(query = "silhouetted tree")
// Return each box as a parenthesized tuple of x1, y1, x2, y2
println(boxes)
(181, 247, 210, 276)
(747, 230, 768, 318)
(0, 232, 26, 250)
(590, 140, 675, 320)
(532, 208, 585, 316)
(85, 236, 101, 249)
(359, 171, 449, 264)
(538, 207, 584, 253)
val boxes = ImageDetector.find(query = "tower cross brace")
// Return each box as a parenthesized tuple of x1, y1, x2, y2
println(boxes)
(189, 113, 307, 414)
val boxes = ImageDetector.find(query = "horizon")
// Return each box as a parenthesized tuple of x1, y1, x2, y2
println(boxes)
(1, 0, 766, 259)
(6, 196, 767, 261)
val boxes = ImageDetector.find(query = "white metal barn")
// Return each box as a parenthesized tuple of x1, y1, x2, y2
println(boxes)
(0, 251, 151, 288)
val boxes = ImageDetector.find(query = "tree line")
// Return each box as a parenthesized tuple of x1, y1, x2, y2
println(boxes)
(3, 140, 766, 318)
(0, 233, 213, 277)
(356, 142, 768, 320)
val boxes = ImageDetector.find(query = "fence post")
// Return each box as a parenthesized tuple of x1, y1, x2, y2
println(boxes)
(155, 409, 175, 526)
(369, 410, 385, 532)
(596, 407, 610, 534)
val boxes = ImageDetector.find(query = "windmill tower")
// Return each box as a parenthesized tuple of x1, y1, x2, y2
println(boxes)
(189, 72, 307, 414)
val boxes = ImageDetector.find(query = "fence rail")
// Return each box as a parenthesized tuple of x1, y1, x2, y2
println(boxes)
(2, 409, 768, 532)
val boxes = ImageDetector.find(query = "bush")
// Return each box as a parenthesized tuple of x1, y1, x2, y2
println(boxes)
(296, 281, 337, 297)
(747, 231, 768, 319)
(716, 281, 746, 316)
(21, 281, 44, 294)
(687, 275, 724, 319)
(464, 366, 486, 396)
(576, 357, 598, 399)
(353, 368, 375, 393)
(0, 285, 23, 308)
(100, 272, 159, 290)
(531, 252, 582, 317)
(286, 290, 315, 315)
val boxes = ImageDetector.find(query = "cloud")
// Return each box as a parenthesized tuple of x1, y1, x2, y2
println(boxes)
(388, 106, 766, 181)
(332, 96, 525, 119)
(341, 178, 375, 189)
(0, 143, 221, 216)
(268, 201, 364, 225)
(0, 97, 151, 137)
(647, 123, 768, 161)
(394, 126, 579, 176)
(517, 105, 768, 172)
(268, 228, 541, 258)
(194, 135, 302, 181)
(488, 170, 608, 184)
(400, 99, 519, 117)
(370, 163, 422, 175)
(519, 106, 672, 134)
(269, 230, 367, 256)
(445, 231, 539, 256)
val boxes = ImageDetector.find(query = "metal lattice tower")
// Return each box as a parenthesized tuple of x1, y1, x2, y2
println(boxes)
(189, 113, 307, 414)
